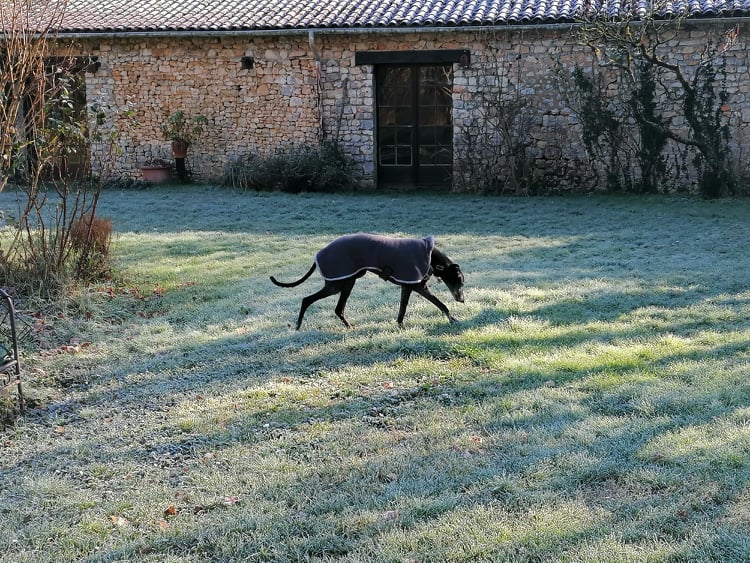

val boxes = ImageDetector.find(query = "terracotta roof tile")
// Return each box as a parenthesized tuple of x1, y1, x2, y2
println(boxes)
(28, 0, 750, 33)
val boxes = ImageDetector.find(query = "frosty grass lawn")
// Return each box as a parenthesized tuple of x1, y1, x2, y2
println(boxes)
(2, 186, 750, 561)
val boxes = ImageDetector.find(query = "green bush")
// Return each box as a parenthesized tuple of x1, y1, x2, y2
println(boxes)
(224, 141, 357, 193)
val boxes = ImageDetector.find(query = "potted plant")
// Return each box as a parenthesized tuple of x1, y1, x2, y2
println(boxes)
(160, 110, 208, 158)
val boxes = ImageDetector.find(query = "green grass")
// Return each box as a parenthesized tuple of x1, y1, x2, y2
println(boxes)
(2, 186, 750, 561)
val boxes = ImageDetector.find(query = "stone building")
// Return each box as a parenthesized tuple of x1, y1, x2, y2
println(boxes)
(43, 0, 750, 190)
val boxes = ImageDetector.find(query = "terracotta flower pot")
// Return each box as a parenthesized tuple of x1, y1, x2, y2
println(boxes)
(140, 165, 172, 183)
(171, 140, 189, 158)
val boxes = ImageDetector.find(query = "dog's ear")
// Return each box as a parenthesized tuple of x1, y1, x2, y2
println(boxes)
(448, 264, 464, 283)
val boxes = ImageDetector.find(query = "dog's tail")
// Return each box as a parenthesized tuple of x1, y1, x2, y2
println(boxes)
(270, 263, 317, 288)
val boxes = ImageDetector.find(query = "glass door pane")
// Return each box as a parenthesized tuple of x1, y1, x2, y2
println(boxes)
(376, 64, 453, 188)
(377, 67, 412, 168)
(417, 66, 453, 171)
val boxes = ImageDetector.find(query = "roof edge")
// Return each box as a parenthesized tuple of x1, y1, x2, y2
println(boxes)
(54, 23, 573, 40)
(50, 15, 750, 40)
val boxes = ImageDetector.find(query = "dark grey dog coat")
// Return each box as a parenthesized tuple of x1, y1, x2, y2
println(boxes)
(315, 233, 435, 284)
(270, 232, 464, 329)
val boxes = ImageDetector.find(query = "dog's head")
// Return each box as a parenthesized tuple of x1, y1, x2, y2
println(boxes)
(435, 263, 465, 303)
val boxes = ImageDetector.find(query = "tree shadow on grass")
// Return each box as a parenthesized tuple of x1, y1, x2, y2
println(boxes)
(6, 313, 750, 561)
(70, 336, 750, 561)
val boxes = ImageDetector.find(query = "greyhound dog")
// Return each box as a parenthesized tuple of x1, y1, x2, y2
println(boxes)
(270, 233, 465, 329)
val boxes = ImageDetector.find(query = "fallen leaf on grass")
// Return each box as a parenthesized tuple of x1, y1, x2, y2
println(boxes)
(163, 497, 241, 518)
(383, 510, 399, 522)
(111, 515, 129, 527)
(42, 339, 92, 356)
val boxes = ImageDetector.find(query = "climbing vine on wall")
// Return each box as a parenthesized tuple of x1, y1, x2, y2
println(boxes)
(570, 9, 738, 197)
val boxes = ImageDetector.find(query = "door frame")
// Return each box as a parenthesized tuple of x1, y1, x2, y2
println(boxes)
(355, 50, 470, 189)
(375, 63, 454, 188)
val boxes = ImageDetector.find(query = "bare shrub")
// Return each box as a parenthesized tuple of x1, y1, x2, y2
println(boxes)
(454, 36, 537, 195)
(70, 214, 113, 280)
(0, 1, 129, 298)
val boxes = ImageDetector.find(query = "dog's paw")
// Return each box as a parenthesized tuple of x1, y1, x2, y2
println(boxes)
(448, 316, 459, 324)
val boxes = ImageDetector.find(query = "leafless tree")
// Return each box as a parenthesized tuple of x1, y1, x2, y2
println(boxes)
(454, 31, 536, 194)
(574, 5, 739, 196)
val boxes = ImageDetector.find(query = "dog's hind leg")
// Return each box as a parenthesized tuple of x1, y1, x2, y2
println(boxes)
(296, 284, 340, 330)
(334, 279, 356, 328)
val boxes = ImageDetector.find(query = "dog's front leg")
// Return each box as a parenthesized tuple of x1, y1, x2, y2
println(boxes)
(413, 284, 458, 324)
(397, 286, 414, 326)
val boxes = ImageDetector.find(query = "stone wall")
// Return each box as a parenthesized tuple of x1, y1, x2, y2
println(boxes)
(77, 23, 750, 190)
(83, 34, 324, 182)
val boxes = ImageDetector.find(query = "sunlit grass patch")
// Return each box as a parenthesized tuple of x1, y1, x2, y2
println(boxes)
(640, 408, 750, 469)
(377, 499, 609, 560)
